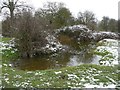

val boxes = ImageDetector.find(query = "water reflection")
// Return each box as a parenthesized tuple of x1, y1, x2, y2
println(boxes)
(13, 39, 119, 71)
(13, 51, 97, 71)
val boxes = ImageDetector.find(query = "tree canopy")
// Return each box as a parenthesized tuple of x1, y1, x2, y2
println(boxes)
(77, 10, 97, 30)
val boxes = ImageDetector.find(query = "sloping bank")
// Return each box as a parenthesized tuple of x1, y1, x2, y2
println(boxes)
(1, 34, 119, 88)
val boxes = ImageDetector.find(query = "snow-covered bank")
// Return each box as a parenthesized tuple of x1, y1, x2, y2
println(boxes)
(94, 39, 119, 66)
(0, 38, 17, 54)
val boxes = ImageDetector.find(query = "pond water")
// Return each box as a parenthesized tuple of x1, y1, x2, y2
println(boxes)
(13, 52, 97, 71)
(13, 39, 119, 71)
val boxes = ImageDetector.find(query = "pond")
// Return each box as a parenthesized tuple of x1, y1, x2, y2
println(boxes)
(12, 39, 119, 71)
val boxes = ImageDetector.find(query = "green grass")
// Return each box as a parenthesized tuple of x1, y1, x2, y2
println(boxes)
(2, 37, 12, 43)
(1, 37, 119, 88)
(2, 63, 118, 88)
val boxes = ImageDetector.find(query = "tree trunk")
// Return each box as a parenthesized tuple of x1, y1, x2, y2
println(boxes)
(9, 9, 14, 37)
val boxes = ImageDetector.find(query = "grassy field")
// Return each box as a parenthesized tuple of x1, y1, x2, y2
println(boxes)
(2, 37, 12, 43)
(1, 37, 119, 88)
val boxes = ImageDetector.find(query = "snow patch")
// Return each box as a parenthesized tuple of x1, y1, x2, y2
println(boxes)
(84, 83, 116, 88)
(56, 24, 90, 33)
(68, 74, 79, 79)
(95, 39, 119, 66)
(0, 38, 17, 54)
(42, 35, 63, 53)
(54, 71, 62, 74)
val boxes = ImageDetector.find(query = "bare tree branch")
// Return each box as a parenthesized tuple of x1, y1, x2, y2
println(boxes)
(1, 5, 8, 12)
(15, 0, 19, 5)
(3, 2, 8, 6)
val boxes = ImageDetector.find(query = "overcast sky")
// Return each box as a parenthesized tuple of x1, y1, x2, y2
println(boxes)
(28, 0, 119, 20)
(0, 0, 119, 21)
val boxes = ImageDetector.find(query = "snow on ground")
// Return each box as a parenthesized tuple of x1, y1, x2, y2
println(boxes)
(56, 24, 90, 33)
(42, 34, 63, 53)
(95, 39, 119, 66)
(84, 83, 116, 88)
(67, 67, 117, 88)
(54, 71, 62, 74)
(0, 38, 17, 54)
(68, 74, 79, 80)
(0, 34, 2, 37)
(93, 32, 117, 36)
(1, 34, 118, 88)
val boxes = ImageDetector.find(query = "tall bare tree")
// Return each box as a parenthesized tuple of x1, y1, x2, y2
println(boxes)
(1, 0, 22, 20)
(1, 0, 31, 37)
(77, 10, 97, 30)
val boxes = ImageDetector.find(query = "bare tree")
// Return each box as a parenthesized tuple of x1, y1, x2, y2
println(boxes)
(1, 0, 30, 19)
(1, 0, 32, 37)
(77, 10, 97, 30)
(1, 0, 19, 19)
(14, 8, 47, 58)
